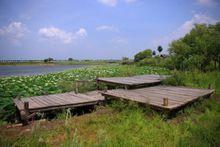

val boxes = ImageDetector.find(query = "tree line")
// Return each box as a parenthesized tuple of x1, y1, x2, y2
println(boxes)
(129, 22, 220, 71)
(169, 22, 220, 71)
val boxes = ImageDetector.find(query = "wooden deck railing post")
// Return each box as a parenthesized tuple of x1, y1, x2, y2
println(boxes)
(21, 101, 29, 125)
(24, 101, 29, 112)
(75, 81, 79, 94)
(96, 78, 100, 90)
(208, 84, 212, 89)
(163, 98, 168, 106)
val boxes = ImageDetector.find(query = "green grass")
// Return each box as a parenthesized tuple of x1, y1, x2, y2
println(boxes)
(163, 70, 220, 94)
(0, 65, 219, 146)
(1, 97, 219, 147)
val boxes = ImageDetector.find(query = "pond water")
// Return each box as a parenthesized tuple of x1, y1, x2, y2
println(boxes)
(0, 65, 86, 77)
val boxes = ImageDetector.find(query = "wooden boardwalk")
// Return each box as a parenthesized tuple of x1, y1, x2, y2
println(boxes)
(13, 91, 104, 124)
(97, 74, 169, 89)
(101, 86, 214, 111)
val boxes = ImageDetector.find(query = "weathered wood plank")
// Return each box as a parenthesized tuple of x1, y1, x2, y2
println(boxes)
(14, 91, 104, 113)
(13, 99, 24, 110)
(97, 74, 168, 88)
(101, 86, 214, 111)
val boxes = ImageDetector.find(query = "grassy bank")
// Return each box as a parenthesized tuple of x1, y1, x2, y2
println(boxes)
(0, 94, 219, 146)
(0, 65, 219, 146)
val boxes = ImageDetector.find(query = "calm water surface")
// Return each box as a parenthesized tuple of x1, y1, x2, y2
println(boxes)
(0, 65, 86, 77)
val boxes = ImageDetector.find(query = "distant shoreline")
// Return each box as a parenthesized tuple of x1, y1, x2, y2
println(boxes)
(0, 60, 119, 66)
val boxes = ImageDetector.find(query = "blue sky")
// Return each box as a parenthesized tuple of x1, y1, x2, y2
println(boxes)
(0, 0, 219, 60)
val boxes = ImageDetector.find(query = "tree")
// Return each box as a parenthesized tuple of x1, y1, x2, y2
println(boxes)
(168, 22, 220, 71)
(44, 57, 54, 63)
(68, 58, 73, 61)
(134, 49, 152, 62)
(157, 46, 163, 55)
(121, 57, 131, 65)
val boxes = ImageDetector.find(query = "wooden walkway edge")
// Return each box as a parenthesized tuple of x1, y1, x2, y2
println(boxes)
(97, 74, 169, 89)
(101, 86, 214, 111)
(13, 91, 104, 125)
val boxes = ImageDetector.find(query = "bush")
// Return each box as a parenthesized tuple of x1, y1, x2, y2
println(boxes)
(134, 49, 152, 62)
(121, 57, 133, 65)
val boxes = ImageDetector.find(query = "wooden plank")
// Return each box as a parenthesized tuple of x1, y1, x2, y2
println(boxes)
(97, 74, 168, 88)
(14, 91, 103, 113)
(134, 88, 198, 100)
(44, 95, 68, 105)
(101, 86, 214, 111)
(131, 89, 194, 103)
(106, 90, 179, 106)
(28, 101, 99, 113)
(13, 99, 24, 110)
(140, 86, 213, 97)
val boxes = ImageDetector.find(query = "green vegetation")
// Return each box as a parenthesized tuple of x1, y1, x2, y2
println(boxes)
(0, 65, 169, 121)
(132, 23, 220, 71)
(157, 45, 163, 55)
(0, 78, 219, 146)
(169, 23, 220, 71)
(0, 65, 219, 146)
(134, 49, 152, 62)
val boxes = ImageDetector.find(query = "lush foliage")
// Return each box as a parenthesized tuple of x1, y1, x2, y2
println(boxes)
(0, 65, 169, 121)
(134, 49, 152, 62)
(157, 45, 163, 53)
(169, 22, 220, 71)
(121, 57, 132, 65)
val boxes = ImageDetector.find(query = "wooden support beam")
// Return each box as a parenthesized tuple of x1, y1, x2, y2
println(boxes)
(21, 100, 29, 126)
(96, 78, 100, 90)
(163, 98, 168, 106)
(24, 101, 29, 112)
(208, 84, 212, 89)
(75, 81, 79, 94)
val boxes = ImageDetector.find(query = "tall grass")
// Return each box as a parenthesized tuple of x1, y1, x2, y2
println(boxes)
(2, 97, 219, 146)
(163, 70, 220, 94)
(0, 67, 219, 146)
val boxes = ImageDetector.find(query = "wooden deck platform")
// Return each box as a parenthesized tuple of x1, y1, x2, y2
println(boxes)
(101, 86, 214, 111)
(13, 91, 104, 124)
(97, 74, 169, 89)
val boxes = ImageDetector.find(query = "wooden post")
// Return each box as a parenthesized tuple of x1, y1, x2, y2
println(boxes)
(24, 101, 29, 112)
(96, 78, 100, 90)
(21, 101, 29, 125)
(75, 81, 79, 94)
(104, 86, 107, 92)
(163, 98, 168, 106)
(208, 84, 211, 89)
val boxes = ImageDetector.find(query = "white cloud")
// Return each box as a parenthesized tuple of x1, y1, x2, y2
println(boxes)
(38, 27, 87, 44)
(153, 14, 217, 50)
(196, 0, 217, 6)
(97, 0, 117, 7)
(97, 0, 137, 7)
(75, 28, 87, 38)
(0, 22, 28, 42)
(124, 0, 137, 3)
(96, 25, 118, 31)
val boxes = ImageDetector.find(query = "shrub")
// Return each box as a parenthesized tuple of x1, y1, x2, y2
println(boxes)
(134, 49, 152, 62)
